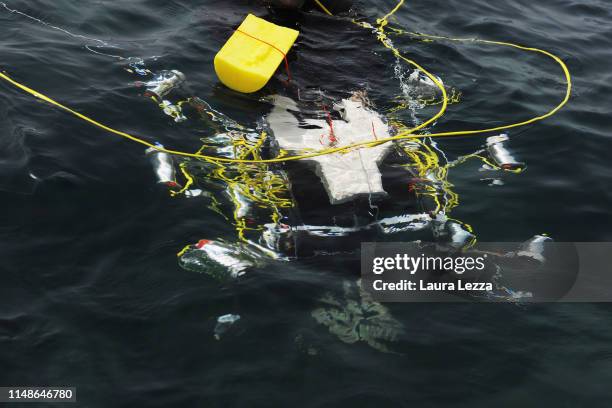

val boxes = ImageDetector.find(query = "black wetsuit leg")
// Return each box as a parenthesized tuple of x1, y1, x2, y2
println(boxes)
(265, 0, 353, 13)
(304, 0, 353, 13)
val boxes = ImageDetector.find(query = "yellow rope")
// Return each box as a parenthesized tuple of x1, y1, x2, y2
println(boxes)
(170, 162, 194, 196)
(0, 0, 572, 165)
(313, 0, 333, 15)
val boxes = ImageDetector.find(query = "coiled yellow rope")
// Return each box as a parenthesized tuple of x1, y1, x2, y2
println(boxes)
(0, 0, 571, 164)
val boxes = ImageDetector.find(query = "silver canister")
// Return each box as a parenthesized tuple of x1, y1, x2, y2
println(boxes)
(445, 220, 476, 250)
(194, 239, 254, 279)
(145, 144, 180, 188)
(486, 134, 525, 171)
(145, 70, 185, 99)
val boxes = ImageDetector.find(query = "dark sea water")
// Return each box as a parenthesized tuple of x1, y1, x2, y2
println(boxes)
(2, 0, 612, 406)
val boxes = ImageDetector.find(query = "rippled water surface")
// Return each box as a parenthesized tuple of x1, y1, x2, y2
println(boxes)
(2, 0, 612, 406)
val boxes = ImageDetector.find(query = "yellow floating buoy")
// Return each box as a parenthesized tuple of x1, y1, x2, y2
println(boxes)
(214, 14, 300, 93)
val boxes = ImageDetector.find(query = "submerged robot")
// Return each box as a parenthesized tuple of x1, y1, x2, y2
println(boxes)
(133, 2, 538, 351)
(138, 68, 525, 277)
(137, 68, 541, 352)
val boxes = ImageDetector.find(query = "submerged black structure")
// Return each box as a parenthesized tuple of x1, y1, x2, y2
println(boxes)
(264, 0, 353, 14)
